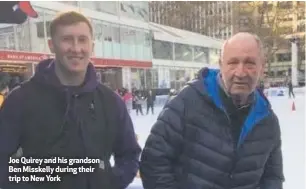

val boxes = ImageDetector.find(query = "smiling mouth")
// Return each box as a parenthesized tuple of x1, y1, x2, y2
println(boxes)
(68, 57, 83, 61)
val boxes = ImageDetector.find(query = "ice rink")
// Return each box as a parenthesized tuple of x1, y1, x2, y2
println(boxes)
(127, 92, 305, 189)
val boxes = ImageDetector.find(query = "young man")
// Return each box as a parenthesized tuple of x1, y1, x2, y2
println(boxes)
(0, 11, 141, 189)
(140, 33, 284, 189)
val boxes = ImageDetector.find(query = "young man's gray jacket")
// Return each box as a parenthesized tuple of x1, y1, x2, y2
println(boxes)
(140, 68, 284, 189)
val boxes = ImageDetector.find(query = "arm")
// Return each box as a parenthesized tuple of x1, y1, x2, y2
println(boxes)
(0, 88, 23, 187)
(259, 117, 284, 189)
(112, 95, 142, 189)
(140, 95, 185, 189)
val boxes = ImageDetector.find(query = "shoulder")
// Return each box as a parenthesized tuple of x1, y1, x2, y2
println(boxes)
(269, 110, 281, 134)
(163, 84, 201, 117)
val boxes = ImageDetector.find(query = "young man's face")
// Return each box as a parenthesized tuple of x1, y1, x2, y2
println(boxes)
(48, 22, 94, 74)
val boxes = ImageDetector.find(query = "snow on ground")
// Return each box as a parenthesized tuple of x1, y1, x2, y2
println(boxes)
(268, 95, 305, 189)
(127, 93, 305, 189)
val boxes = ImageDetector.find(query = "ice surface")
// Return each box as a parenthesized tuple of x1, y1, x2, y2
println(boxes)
(127, 94, 305, 189)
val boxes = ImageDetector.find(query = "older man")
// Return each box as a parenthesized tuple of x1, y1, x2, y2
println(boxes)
(140, 32, 284, 189)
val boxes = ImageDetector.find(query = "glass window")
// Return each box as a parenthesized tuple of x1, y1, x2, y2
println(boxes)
(112, 25, 120, 43)
(112, 25, 121, 59)
(100, 2, 118, 15)
(135, 30, 145, 60)
(92, 20, 103, 57)
(81, 1, 118, 15)
(131, 68, 142, 89)
(174, 43, 193, 62)
(170, 69, 186, 90)
(278, 1, 292, 9)
(143, 32, 152, 60)
(152, 40, 173, 60)
(80, 2, 96, 10)
(209, 48, 220, 65)
(102, 22, 113, 58)
(102, 23, 112, 42)
(120, 27, 129, 59)
(268, 55, 275, 63)
(128, 27, 137, 60)
(120, 26, 136, 44)
(32, 8, 56, 52)
(15, 20, 32, 51)
(135, 30, 145, 44)
(278, 26, 293, 35)
(0, 25, 15, 50)
(297, 22, 305, 33)
(92, 20, 103, 41)
(276, 70, 286, 77)
(59, 1, 78, 6)
(34, 10, 46, 39)
(120, 26, 137, 60)
(276, 53, 291, 62)
(194, 46, 209, 63)
(120, 2, 149, 21)
(300, 51, 305, 61)
(144, 69, 158, 89)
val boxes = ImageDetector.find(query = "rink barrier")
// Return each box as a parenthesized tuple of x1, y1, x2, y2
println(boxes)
(265, 87, 305, 97)
(154, 87, 305, 107)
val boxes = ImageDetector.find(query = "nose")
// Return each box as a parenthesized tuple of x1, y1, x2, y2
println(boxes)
(70, 38, 82, 53)
(234, 63, 247, 78)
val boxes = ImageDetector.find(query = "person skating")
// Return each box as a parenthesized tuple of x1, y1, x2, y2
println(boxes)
(288, 80, 295, 98)
(134, 92, 144, 116)
(0, 11, 141, 189)
(145, 90, 155, 115)
(140, 32, 284, 189)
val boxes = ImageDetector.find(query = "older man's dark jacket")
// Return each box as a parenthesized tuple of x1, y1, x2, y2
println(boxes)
(140, 68, 284, 189)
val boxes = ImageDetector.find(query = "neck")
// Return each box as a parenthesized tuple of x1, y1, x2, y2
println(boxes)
(217, 74, 253, 107)
(54, 63, 86, 86)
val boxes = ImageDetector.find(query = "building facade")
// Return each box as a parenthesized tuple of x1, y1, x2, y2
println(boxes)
(149, 1, 233, 40)
(0, 1, 224, 91)
(0, 1, 152, 91)
(149, 22, 223, 91)
(149, 1, 305, 85)
(233, 1, 305, 85)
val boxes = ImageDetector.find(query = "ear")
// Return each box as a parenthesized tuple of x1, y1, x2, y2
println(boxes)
(48, 39, 54, 53)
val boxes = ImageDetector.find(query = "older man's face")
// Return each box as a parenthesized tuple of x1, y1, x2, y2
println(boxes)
(220, 36, 264, 97)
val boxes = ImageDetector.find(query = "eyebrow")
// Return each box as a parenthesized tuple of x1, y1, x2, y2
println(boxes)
(244, 57, 257, 61)
(227, 56, 257, 62)
(61, 34, 89, 39)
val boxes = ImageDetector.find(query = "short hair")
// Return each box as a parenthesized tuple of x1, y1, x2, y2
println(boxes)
(49, 11, 93, 38)
(220, 32, 265, 61)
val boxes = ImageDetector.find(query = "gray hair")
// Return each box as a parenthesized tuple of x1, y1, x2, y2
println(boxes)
(220, 32, 265, 61)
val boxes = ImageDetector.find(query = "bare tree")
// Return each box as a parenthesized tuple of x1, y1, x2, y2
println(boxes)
(149, 1, 305, 74)
(231, 1, 305, 74)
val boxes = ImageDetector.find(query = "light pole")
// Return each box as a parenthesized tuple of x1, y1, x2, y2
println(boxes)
(289, 36, 299, 86)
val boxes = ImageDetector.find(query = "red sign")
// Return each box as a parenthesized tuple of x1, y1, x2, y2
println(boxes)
(0, 51, 53, 62)
(0, 50, 152, 68)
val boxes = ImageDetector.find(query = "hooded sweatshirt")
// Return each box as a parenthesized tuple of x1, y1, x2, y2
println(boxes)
(0, 59, 141, 189)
